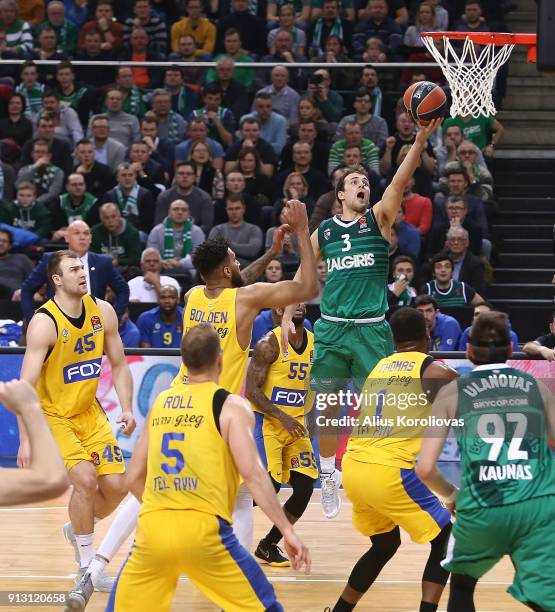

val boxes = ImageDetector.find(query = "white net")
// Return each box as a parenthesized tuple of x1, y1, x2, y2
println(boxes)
(422, 34, 515, 118)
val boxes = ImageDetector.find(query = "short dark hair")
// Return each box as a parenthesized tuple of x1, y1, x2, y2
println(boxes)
(430, 252, 453, 270)
(181, 324, 222, 373)
(0, 228, 13, 245)
(254, 92, 272, 102)
(445, 164, 470, 184)
(32, 138, 51, 152)
(175, 160, 194, 172)
(390, 307, 427, 344)
(56, 60, 74, 74)
(47, 250, 80, 284)
(354, 87, 372, 100)
(334, 165, 368, 203)
(202, 82, 222, 97)
(192, 239, 230, 278)
(224, 27, 241, 39)
(415, 295, 438, 309)
(75, 138, 93, 147)
(392, 255, 415, 270)
(446, 195, 466, 207)
(468, 311, 511, 364)
(20, 60, 37, 72)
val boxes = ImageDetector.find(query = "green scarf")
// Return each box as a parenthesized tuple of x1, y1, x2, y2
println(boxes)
(166, 110, 181, 144)
(115, 184, 139, 217)
(60, 192, 97, 223)
(312, 17, 344, 49)
(163, 217, 192, 260)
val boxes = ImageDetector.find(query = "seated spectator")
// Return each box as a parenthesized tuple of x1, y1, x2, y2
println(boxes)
(51, 173, 99, 239)
(188, 140, 224, 202)
(305, 69, 344, 123)
(17, 139, 64, 207)
(74, 28, 115, 88)
(18, 0, 43, 26)
(208, 194, 263, 267)
(267, 4, 307, 55)
(523, 311, 555, 360)
(163, 65, 199, 120)
(454, 0, 490, 35)
(175, 117, 224, 169)
(241, 92, 288, 156)
(295, 96, 330, 141)
(78, 0, 124, 52)
(147, 199, 205, 274)
(128, 247, 181, 302)
(90, 202, 142, 267)
(209, 27, 256, 91)
(422, 252, 483, 307)
(225, 117, 278, 178)
(458, 301, 519, 352)
(15, 60, 44, 121)
(214, 171, 262, 226)
(137, 285, 184, 348)
(20, 114, 72, 176)
(336, 87, 388, 149)
(119, 28, 165, 90)
(237, 147, 274, 207)
(167, 34, 203, 86)
(394, 207, 421, 259)
(170, 0, 216, 58)
(55, 61, 95, 128)
(445, 140, 494, 203)
(352, 0, 403, 60)
(387, 254, 417, 307)
(434, 124, 484, 176)
(100, 162, 155, 236)
(273, 170, 315, 222)
(321, 35, 359, 91)
(442, 111, 504, 159)
(129, 140, 167, 194)
(402, 177, 432, 236)
(428, 195, 483, 256)
(388, 222, 412, 267)
(0, 0, 33, 55)
(210, 57, 250, 123)
(215, 0, 267, 58)
(0, 181, 52, 239)
(188, 83, 235, 149)
(118, 309, 140, 347)
(140, 113, 175, 176)
(308, 0, 353, 58)
(88, 89, 140, 150)
(154, 161, 213, 233)
(276, 142, 330, 202)
(251, 303, 313, 348)
(403, 1, 439, 47)
(0, 161, 16, 202)
(415, 294, 461, 351)
(35, 2, 77, 56)
(28, 28, 65, 86)
(0, 92, 33, 148)
(111, 65, 147, 118)
(426, 0, 448, 30)
(329, 121, 380, 175)
(362, 36, 387, 63)
(280, 118, 330, 176)
(260, 30, 305, 88)
(40, 89, 83, 149)
(123, 0, 168, 55)
(307, 260, 327, 304)
(89, 114, 126, 169)
(358, 0, 408, 24)
(359, 64, 384, 117)
(62, 0, 89, 28)
(73, 138, 117, 199)
(258, 65, 301, 125)
(0, 228, 33, 299)
(262, 258, 284, 283)
(444, 225, 487, 296)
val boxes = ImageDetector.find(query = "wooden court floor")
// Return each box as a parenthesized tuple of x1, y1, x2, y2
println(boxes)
(0, 490, 527, 612)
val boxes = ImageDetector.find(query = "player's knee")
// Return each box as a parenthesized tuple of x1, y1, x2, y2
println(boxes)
(450, 573, 477, 593)
(70, 462, 98, 496)
(99, 475, 127, 503)
(430, 522, 451, 559)
(288, 472, 315, 512)
(370, 527, 401, 562)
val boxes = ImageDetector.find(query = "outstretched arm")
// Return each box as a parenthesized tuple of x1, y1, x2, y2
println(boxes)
(373, 119, 442, 235)
(240, 225, 287, 285)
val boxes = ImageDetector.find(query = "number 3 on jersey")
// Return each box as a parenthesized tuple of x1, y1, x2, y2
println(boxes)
(341, 233, 352, 252)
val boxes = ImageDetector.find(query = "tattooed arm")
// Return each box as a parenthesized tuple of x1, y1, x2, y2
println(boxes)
(240, 225, 287, 286)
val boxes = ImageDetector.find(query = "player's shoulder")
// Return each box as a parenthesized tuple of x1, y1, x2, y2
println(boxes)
(137, 307, 159, 322)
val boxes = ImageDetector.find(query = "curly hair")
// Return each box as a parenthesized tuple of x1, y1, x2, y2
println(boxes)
(192, 239, 230, 278)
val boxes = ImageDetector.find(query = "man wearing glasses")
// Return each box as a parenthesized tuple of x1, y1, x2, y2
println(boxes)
(336, 87, 388, 149)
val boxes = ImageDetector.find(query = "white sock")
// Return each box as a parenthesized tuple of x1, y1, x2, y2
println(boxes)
(87, 555, 108, 587)
(319, 455, 336, 474)
(75, 533, 95, 569)
(96, 495, 140, 562)
(232, 483, 253, 551)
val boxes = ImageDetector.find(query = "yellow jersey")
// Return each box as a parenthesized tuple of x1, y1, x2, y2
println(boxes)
(347, 352, 433, 469)
(172, 287, 249, 394)
(36, 295, 104, 419)
(140, 381, 239, 524)
(254, 326, 314, 421)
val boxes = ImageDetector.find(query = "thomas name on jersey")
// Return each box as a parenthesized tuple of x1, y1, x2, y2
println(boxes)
(326, 252, 375, 272)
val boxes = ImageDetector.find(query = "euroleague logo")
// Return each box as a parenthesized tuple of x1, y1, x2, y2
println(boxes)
(91, 315, 103, 333)
(91, 452, 100, 466)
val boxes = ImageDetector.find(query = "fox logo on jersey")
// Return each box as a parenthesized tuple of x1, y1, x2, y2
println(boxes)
(271, 387, 307, 407)
(63, 358, 102, 383)
(91, 315, 102, 332)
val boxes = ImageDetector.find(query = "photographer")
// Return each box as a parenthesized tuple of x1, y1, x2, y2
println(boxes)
(305, 69, 344, 123)
(387, 255, 418, 307)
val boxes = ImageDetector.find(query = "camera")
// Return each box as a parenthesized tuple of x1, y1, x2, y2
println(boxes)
(309, 73, 324, 85)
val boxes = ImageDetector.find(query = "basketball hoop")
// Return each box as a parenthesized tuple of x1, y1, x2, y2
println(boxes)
(421, 32, 537, 118)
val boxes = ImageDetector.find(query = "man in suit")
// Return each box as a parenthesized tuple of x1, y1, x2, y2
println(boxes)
(445, 226, 487, 297)
(20, 220, 129, 323)
(89, 114, 126, 169)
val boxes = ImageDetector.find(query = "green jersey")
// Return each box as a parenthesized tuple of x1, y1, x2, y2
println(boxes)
(425, 280, 475, 307)
(454, 364, 555, 511)
(318, 209, 389, 320)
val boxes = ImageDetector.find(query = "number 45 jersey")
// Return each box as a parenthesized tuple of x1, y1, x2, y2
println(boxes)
(454, 364, 555, 512)
(36, 295, 105, 419)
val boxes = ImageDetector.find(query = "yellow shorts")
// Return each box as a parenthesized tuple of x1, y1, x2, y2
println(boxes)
(342, 454, 451, 543)
(44, 402, 125, 476)
(108, 509, 283, 612)
(254, 412, 318, 483)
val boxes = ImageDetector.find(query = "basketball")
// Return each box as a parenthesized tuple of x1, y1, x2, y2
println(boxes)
(403, 81, 448, 125)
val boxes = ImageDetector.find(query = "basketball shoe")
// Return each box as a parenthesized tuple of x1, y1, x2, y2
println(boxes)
(320, 468, 342, 519)
(254, 539, 290, 567)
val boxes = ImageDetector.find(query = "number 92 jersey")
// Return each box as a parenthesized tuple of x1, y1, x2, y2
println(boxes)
(36, 295, 105, 419)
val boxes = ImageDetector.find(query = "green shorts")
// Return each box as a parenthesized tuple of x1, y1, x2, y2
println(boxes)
(310, 317, 394, 393)
(443, 496, 555, 610)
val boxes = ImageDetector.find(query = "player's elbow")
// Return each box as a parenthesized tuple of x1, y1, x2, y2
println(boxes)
(42, 470, 70, 499)
(415, 461, 432, 482)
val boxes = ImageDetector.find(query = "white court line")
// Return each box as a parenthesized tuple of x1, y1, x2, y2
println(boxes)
(0, 506, 67, 511)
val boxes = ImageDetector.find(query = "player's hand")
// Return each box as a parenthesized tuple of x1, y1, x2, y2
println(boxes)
(446, 501, 456, 516)
(269, 224, 290, 256)
(280, 413, 306, 440)
(282, 199, 308, 234)
(282, 528, 311, 573)
(540, 347, 555, 361)
(0, 380, 40, 416)
(280, 311, 295, 356)
(415, 117, 442, 143)
(117, 412, 136, 436)
(483, 144, 494, 157)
